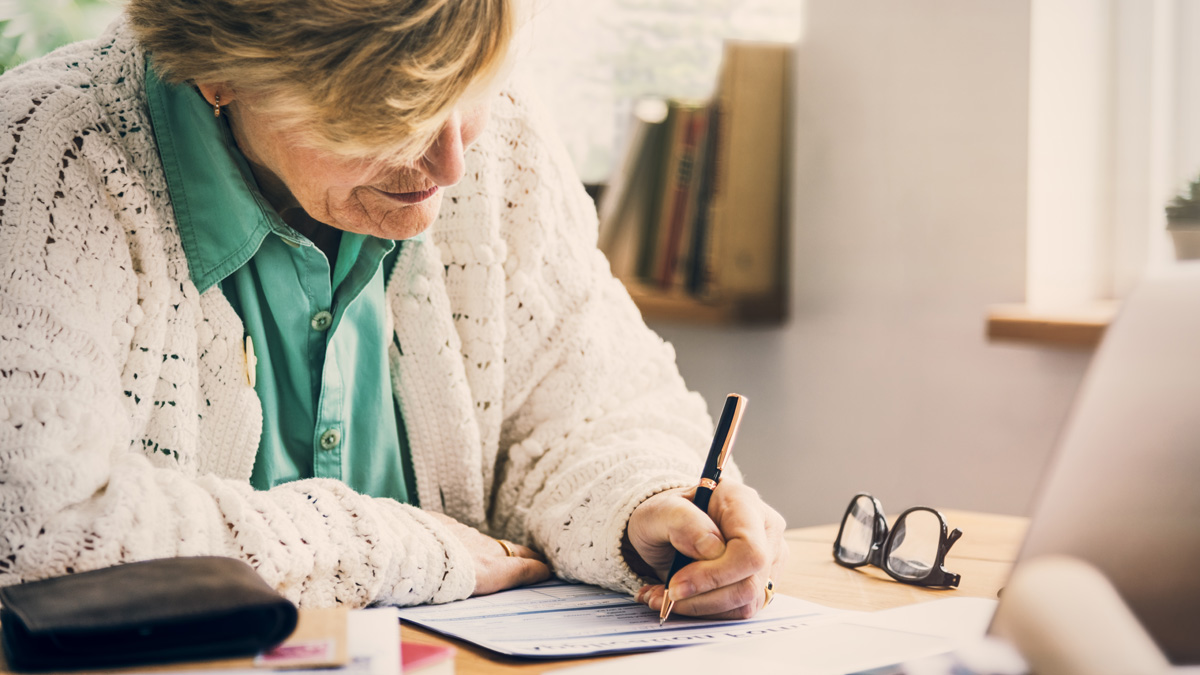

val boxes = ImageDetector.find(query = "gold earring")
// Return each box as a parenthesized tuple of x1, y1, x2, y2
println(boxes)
(214, 94, 221, 118)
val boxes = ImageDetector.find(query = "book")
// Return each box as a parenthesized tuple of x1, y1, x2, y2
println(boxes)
(634, 101, 684, 283)
(686, 100, 723, 295)
(655, 101, 709, 289)
(671, 101, 714, 291)
(700, 40, 792, 308)
(400, 642, 455, 675)
(598, 98, 670, 281)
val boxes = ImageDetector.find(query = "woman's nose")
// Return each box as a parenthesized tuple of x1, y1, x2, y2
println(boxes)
(418, 111, 466, 187)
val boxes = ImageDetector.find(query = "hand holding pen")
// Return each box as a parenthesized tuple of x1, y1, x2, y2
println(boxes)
(625, 393, 788, 623)
(659, 393, 747, 624)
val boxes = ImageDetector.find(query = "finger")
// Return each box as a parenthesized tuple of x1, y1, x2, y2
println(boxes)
(710, 483, 771, 547)
(637, 583, 665, 608)
(669, 496, 770, 599)
(506, 557, 552, 586)
(764, 504, 790, 571)
(643, 495, 727, 562)
(669, 603, 759, 621)
(497, 539, 547, 562)
(475, 557, 552, 596)
(644, 574, 770, 621)
(763, 502, 788, 545)
(669, 574, 762, 618)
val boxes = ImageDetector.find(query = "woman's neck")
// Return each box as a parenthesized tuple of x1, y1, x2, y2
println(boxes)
(281, 207, 342, 264)
(219, 93, 342, 263)
(240, 154, 342, 263)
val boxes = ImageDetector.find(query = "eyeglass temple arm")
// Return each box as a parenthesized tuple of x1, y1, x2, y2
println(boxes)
(945, 527, 963, 550)
(935, 528, 965, 587)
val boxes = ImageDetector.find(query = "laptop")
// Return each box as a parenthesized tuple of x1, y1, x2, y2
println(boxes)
(1004, 262, 1200, 665)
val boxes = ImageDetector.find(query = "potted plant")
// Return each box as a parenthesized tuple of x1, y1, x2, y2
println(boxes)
(1165, 176, 1200, 260)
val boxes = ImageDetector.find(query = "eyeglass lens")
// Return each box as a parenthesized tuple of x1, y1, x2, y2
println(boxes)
(885, 509, 940, 581)
(834, 494, 876, 565)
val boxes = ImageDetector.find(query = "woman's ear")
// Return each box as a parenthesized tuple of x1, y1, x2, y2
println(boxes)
(196, 83, 236, 108)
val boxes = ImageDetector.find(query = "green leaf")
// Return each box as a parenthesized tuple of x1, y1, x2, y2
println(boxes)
(0, 20, 23, 74)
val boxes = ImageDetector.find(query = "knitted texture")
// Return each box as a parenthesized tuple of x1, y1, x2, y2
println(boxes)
(0, 20, 722, 607)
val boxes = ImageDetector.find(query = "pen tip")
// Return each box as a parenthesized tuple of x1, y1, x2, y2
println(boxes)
(659, 596, 674, 626)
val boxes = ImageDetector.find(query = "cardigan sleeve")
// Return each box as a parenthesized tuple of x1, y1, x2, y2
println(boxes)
(485, 81, 739, 594)
(0, 62, 475, 608)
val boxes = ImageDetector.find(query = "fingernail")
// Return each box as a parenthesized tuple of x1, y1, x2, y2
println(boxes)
(635, 586, 650, 604)
(696, 532, 725, 559)
(649, 592, 663, 611)
(671, 581, 693, 600)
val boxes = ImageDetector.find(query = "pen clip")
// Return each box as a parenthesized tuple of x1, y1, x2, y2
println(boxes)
(714, 394, 747, 471)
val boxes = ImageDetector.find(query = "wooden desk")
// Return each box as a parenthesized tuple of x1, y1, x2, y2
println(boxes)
(402, 510, 1028, 675)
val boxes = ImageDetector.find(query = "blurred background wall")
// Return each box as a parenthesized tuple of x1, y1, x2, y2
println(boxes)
(653, 0, 1094, 526)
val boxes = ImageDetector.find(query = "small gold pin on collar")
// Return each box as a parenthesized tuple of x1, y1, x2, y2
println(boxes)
(244, 335, 257, 388)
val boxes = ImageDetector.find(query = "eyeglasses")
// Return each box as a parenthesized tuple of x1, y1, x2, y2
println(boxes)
(832, 493, 963, 588)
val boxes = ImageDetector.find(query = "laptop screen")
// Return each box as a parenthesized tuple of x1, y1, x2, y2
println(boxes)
(1002, 263, 1200, 664)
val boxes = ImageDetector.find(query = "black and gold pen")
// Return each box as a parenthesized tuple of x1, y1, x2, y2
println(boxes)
(659, 393, 747, 625)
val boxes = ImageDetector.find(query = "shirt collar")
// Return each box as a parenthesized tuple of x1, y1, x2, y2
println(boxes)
(144, 59, 303, 293)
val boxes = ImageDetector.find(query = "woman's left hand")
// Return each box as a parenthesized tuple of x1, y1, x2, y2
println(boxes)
(426, 512, 552, 596)
(625, 481, 788, 620)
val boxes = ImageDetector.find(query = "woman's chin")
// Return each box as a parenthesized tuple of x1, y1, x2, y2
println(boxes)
(339, 190, 442, 240)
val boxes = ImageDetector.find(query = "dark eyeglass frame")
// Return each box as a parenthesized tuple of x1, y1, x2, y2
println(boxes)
(832, 493, 963, 588)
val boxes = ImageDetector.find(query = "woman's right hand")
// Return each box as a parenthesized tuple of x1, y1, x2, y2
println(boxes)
(427, 512, 552, 596)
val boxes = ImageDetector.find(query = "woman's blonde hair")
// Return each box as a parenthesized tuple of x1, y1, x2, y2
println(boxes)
(128, 0, 514, 165)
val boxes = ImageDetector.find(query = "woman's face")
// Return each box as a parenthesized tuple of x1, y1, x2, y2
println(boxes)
(220, 91, 491, 241)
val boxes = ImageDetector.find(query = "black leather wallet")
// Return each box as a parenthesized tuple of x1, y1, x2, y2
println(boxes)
(0, 556, 298, 671)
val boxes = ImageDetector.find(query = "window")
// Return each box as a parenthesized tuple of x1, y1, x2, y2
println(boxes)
(0, 0, 122, 73)
(1025, 0, 1200, 311)
(519, 0, 802, 183)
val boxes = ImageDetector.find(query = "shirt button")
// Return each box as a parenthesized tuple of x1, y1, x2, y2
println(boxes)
(311, 310, 333, 332)
(319, 428, 341, 451)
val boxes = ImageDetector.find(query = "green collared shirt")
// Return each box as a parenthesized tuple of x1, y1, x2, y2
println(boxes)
(145, 63, 417, 504)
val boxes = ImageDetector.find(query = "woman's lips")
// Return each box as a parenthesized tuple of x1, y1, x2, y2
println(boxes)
(375, 185, 438, 204)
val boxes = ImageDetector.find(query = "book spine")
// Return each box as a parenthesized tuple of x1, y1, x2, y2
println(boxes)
(597, 116, 648, 252)
(708, 41, 790, 300)
(634, 105, 675, 284)
(659, 105, 705, 289)
(698, 51, 734, 302)
(602, 99, 669, 281)
(671, 106, 709, 291)
(686, 101, 720, 296)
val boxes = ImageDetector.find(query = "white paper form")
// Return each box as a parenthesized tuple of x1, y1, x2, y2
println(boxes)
(552, 597, 1000, 675)
(394, 579, 853, 658)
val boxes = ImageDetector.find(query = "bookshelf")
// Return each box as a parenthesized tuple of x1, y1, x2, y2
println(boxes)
(597, 40, 794, 326)
(624, 281, 786, 325)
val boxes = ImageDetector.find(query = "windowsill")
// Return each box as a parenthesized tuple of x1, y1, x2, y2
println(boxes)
(986, 302, 1119, 349)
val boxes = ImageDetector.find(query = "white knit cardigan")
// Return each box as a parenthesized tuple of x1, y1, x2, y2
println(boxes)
(0, 20, 722, 607)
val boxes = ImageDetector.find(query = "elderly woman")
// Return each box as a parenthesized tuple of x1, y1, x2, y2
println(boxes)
(0, 0, 786, 618)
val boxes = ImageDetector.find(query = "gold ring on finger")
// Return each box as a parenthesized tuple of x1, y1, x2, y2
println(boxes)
(496, 538, 517, 557)
(763, 578, 775, 606)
